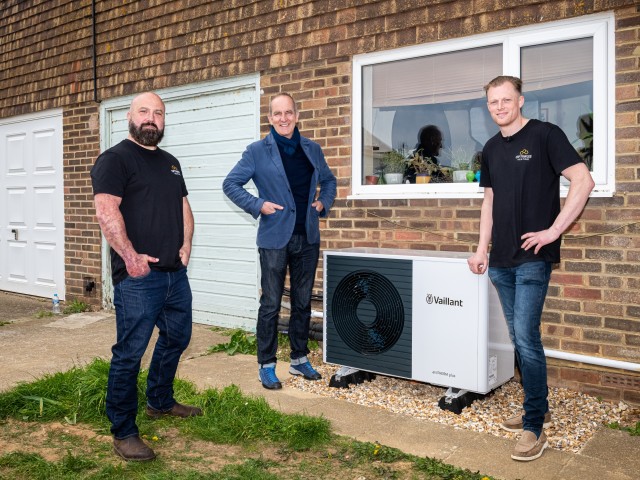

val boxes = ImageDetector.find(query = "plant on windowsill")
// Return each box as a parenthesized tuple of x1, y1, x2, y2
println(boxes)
(576, 112, 593, 171)
(380, 149, 407, 184)
(443, 145, 475, 183)
(407, 151, 441, 184)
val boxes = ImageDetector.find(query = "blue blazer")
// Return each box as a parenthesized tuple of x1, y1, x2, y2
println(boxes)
(223, 133, 337, 249)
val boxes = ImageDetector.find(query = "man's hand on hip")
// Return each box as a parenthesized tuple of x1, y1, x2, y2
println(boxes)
(312, 200, 324, 213)
(260, 201, 284, 215)
(125, 253, 158, 278)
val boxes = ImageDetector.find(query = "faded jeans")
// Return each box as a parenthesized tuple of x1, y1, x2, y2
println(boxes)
(489, 261, 552, 437)
(107, 268, 192, 439)
(257, 234, 319, 365)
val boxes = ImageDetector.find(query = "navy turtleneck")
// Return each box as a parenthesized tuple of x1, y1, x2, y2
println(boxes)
(271, 126, 313, 235)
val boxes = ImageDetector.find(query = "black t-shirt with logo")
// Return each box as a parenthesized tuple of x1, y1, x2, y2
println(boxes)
(91, 139, 188, 285)
(480, 119, 582, 267)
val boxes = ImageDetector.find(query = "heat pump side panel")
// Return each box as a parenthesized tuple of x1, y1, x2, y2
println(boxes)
(486, 279, 515, 390)
(324, 254, 413, 379)
(411, 258, 481, 391)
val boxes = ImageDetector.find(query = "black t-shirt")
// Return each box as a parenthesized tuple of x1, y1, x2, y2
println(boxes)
(480, 119, 583, 267)
(90, 139, 188, 284)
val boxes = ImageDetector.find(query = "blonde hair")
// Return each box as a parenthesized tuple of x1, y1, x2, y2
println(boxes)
(484, 76, 523, 96)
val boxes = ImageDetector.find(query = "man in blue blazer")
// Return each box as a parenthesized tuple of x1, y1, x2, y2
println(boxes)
(223, 93, 337, 389)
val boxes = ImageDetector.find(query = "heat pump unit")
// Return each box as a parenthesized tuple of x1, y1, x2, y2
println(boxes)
(323, 248, 514, 394)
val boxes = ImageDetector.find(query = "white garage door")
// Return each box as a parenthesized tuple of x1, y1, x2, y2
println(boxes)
(100, 76, 261, 329)
(0, 110, 65, 300)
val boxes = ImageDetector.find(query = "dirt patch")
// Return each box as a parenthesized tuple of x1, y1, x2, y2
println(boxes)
(0, 419, 104, 462)
(0, 291, 50, 320)
(0, 418, 416, 479)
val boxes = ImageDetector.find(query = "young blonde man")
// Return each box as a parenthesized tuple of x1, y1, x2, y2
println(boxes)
(468, 76, 594, 461)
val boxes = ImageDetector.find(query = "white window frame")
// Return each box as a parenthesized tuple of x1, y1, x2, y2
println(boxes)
(350, 12, 615, 200)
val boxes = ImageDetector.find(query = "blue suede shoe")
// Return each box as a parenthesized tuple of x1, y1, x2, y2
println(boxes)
(289, 360, 322, 380)
(258, 365, 282, 390)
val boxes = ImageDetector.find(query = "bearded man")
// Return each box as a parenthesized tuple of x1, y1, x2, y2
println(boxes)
(91, 92, 202, 462)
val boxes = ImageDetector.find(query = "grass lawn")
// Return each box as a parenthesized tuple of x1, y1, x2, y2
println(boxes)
(0, 358, 495, 480)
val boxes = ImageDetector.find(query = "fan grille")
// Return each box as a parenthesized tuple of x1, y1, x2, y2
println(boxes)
(331, 269, 404, 355)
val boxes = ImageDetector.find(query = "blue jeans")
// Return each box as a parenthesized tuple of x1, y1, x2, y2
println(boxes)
(257, 234, 319, 365)
(489, 261, 552, 437)
(107, 268, 192, 439)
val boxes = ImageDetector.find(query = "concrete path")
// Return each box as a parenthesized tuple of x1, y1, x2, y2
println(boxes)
(0, 301, 638, 480)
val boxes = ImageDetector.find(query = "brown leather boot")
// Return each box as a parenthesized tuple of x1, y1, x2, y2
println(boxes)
(113, 435, 156, 461)
(146, 402, 203, 419)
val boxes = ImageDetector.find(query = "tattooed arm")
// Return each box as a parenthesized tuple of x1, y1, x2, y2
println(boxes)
(94, 193, 158, 277)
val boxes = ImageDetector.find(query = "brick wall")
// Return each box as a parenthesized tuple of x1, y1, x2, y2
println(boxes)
(1, 0, 95, 117)
(62, 104, 102, 307)
(1, 0, 639, 402)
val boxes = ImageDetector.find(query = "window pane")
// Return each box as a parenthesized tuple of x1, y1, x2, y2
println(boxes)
(521, 38, 594, 169)
(361, 45, 502, 185)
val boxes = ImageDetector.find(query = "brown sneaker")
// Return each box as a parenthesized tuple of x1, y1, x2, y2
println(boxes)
(511, 431, 548, 461)
(113, 435, 156, 461)
(146, 402, 203, 419)
(501, 411, 552, 432)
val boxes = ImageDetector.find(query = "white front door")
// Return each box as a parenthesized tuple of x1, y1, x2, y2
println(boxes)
(0, 110, 65, 299)
(100, 76, 261, 329)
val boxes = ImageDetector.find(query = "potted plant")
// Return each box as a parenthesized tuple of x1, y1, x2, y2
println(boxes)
(576, 112, 593, 170)
(407, 151, 440, 184)
(443, 145, 475, 183)
(380, 150, 407, 184)
(364, 174, 379, 185)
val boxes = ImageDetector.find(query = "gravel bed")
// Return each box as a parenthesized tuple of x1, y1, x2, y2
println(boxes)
(286, 351, 632, 453)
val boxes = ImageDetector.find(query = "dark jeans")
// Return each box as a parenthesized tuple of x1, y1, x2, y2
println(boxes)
(489, 261, 552, 437)
(107, 268, 192, 439)
(257, 234, 319, 365)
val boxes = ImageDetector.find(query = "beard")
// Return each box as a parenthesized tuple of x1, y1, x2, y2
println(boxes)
(128, 120, 164, 147)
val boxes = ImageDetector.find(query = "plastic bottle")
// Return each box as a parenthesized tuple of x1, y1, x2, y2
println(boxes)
(52, 293, 61, 314)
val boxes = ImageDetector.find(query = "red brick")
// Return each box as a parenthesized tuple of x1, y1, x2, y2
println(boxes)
(622, 390, 640, 406)
(563, 287, 602, 300)
(560, 368, 602, 385)
(560, 341, 601, 355)
(580, 385, 622, 403)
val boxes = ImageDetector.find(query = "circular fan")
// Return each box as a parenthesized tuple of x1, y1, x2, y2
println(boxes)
(331, 269, 404, 355)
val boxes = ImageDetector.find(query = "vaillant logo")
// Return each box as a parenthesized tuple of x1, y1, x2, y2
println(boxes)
(425, 293, 463, 307)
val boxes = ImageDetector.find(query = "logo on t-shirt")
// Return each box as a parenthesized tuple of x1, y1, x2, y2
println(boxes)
(170, 165, 182, 176)
(515, 149, 532, 162)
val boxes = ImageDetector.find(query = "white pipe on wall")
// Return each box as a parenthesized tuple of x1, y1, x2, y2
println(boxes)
(282, 301, 324, 319)
(544, 348, 640, 373)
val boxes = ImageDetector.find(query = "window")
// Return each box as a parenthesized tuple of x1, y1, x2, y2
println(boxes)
(351, 13, 614, 199)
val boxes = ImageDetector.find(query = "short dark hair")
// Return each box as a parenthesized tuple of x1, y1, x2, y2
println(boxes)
(269, 92, 297, 116)
(484, 76, 523, 96)
(418, 125, 442, 147)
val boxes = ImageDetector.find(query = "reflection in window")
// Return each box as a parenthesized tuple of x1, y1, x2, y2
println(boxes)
(521, 38, 594, 170)
(361, 45, 502, 185)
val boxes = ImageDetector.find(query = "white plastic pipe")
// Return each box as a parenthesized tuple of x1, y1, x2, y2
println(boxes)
(544, 348, 640, 373)
(281, 301, 324, 319)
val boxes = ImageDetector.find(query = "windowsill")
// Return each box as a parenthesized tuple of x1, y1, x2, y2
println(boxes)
(350, 182, 485, 199)
(347, 183, 614, 200)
